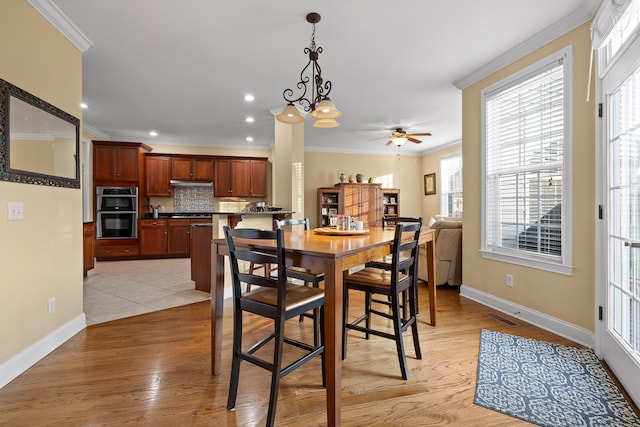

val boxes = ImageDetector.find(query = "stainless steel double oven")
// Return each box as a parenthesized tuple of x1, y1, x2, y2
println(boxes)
(96, 186, 138, 238)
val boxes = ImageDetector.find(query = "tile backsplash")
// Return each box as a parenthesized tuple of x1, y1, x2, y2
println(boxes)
(173, 186, 214, 212)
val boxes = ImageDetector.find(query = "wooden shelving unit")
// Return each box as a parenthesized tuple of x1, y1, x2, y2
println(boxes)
(382, 188, 400, 219)
(317, 188, 340, 227)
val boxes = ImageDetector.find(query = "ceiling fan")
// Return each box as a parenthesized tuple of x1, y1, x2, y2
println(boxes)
(385, 127, 432, 146)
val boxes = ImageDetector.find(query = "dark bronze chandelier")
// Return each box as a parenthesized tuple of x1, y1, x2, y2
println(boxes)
(276, 12, 341, 128)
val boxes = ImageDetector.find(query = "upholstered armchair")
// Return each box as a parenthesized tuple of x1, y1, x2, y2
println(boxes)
(418, 217, 462, 286)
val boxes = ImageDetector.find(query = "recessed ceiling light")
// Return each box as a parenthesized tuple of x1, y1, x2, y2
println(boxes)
(245, 116, 255, 123)
(246, 136, 254, 142)
(244, 94, 255, 102)
(80, 102, 88, 109)
(149, 131, 158, 137)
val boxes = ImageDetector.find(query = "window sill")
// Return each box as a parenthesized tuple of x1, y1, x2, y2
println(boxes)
(480, 249, 573, 276)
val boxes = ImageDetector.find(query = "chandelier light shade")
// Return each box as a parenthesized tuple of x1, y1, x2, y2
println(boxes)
(275, 103, 304, 124)
(310, 98, 341, 119)
(277, 12, 341, 127)
(313, 118, 340, 128)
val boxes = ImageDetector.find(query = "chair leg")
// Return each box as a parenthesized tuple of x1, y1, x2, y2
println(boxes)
(227, 306, 243, 410)
(365, 291, 372, 339)
(266, 315, 285, 427)
(312, 306, 320, 347)
(391, 292, 409, 380)
(410, 284, 422, 360)
(299, 279, 311, 322)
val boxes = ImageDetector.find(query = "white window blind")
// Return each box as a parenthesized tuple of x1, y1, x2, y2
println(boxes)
(482, 48, 572, 273)
(440, 153, 463, 217)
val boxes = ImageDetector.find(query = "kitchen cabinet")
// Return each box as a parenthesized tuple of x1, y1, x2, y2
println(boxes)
(93, 141, 150, 184)
(214, 158, 266, 197)
(83, 222, 95, 276)
(190, 224, 212, 292)
(145, 155, 172, 197)
(139, 219, 168, 256)
(171, 157, 214, 182)
(167, 219, 190, 256)
(95, 239, 139, 260)
(139, 218, 210, 258)
(316, 183, 383, 228)
(249, 159, 267, 197)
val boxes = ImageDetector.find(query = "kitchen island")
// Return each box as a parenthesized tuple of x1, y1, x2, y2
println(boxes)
(190, 210, 295, 292)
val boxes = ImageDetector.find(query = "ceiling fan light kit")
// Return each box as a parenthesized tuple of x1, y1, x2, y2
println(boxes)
(384, 127, 432, 147)
(277, 12, 341, 127)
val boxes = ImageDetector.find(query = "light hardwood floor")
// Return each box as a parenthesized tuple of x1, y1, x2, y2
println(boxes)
(0, 283, 635, 426)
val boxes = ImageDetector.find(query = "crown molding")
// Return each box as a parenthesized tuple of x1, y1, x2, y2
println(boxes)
(82, 123, 110, 140)
(28, 0, 93, 52)
(453, 0, 600, 90)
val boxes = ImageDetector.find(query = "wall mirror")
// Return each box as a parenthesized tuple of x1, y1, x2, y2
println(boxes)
(0, 78, 80, 188)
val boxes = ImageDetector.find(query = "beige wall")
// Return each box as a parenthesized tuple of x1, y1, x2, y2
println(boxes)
(421, 144, 462, 220)
(304, 152, 424, 227)
(461, 23, 595, 331)
(0, 1, 83, 363)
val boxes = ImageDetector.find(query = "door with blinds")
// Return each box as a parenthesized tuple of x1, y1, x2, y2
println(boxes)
(600, 9, 640, 404)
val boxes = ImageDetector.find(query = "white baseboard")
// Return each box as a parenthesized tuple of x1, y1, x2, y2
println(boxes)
(460, 284, 594, 349)
(0, 314, 86, 389)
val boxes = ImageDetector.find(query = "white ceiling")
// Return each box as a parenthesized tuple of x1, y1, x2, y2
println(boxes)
(46, 0, 599, 155)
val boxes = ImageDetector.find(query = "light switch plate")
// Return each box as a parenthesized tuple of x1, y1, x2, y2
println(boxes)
(8, 202, 24, 220)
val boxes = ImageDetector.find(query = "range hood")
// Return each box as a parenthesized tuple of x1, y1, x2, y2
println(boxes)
(170, 180, 213, 187)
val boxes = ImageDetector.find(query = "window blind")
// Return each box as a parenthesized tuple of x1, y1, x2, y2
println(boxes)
(440, 153, 463, 217)
(485, 60, 564, 258)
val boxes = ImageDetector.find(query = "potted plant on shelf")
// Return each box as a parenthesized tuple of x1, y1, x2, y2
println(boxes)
(355, 173, 364, 183)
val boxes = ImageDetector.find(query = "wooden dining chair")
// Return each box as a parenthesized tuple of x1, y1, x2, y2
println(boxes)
(274, 218, 325, 326)
(342, 220, 422, 380)
(223, 226, 325, 427)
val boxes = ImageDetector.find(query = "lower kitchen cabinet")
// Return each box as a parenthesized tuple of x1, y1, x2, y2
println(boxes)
(167, 219, 190, 256)
(95, 239, 140, 260)
(139, 218, 211, 258)
(139, 219, 168, 256)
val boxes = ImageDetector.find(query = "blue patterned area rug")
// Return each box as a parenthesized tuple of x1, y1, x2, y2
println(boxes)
(474, 329, 640, 426)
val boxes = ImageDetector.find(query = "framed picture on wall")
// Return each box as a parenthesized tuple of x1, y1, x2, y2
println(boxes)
(424, 173, 436, 195)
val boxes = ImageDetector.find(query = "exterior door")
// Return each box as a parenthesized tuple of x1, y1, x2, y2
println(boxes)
(601, 32, 640, 404)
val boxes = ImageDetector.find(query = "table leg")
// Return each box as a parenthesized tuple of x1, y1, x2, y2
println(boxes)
(323, 258, 343, 427)
(425, 240, 436, 326)
(211, 243, 225, 375)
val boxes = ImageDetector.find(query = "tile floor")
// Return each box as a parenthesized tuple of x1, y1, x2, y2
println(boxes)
(83, 258, 210, 325)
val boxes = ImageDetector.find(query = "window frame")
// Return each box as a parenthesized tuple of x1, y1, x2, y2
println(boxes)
(440, 151, 463, 218)
(480, 46, 573, 275)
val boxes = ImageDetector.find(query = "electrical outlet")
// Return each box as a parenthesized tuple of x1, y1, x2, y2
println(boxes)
(8, 202, 24, 220)
(505, 274, 514, 287)
(48, 297, 55, 314)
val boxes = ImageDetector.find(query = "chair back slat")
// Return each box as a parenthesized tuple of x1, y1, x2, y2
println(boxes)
(389, 219, 422, 290)
(274, 218, 310, 231)
(223, 226, 288, 298)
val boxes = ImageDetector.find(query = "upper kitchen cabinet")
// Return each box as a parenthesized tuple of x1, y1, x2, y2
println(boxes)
(171, 157, 214, 182)
(214, 158, 267, 198)
(93, 141, 151, 185)
(145, 155, 172, 197)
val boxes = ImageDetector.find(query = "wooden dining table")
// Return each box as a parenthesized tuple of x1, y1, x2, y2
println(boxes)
(210, 226, 436, 426)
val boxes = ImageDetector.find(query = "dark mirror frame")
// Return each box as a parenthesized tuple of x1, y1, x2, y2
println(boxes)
(0, 77, 80, 188)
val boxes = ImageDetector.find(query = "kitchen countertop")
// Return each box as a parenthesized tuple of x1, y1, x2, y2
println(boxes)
(140, 211, 295, 220)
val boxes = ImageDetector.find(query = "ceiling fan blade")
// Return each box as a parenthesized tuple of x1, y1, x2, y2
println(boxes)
(407, 137, 422, 144)
(406, 132, 432, 137)
(385, 139, 393, 146)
